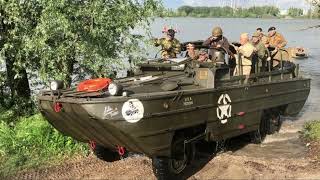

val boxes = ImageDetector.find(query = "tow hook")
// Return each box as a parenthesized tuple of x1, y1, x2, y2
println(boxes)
(54, 102, 63, 113)
(117, 146, 126, 156)
(89, 140, 96, 150)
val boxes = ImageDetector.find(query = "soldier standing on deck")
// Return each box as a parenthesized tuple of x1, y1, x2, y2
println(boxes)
(256, 27, 269, 47)
(267, 26, 287, 48)
(234, 33, 255, 77)
(252, 32, 269, 72)
(154, 29, 181, 59)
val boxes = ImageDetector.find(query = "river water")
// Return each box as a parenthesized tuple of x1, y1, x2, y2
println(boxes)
(150, 18, 320, 158)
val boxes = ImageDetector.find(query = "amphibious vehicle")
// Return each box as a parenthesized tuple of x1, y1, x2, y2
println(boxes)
(38, 41, 310, 179)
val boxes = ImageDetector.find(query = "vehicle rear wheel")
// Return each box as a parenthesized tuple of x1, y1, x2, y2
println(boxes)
(250, 109, 282, 144)
(267, 110, 281, 134)
(93, 145, 121, 162)
(152, 135, 195, 180)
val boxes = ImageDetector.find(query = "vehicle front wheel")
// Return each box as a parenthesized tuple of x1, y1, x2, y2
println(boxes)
(152, 135, 195, 180)
(93, 145, 121, 162)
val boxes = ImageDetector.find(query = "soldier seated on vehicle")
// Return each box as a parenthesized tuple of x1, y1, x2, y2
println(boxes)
(154, 29, 181, 59)
(197, 49, 211, 63)
(186, 43, 199, 60)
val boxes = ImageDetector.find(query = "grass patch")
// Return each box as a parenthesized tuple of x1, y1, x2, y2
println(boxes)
(303, 120, 320, 140)
(0, 113, 88, 177)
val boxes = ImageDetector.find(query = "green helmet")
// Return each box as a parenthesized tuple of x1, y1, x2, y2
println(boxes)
(212, 27, 223, 37)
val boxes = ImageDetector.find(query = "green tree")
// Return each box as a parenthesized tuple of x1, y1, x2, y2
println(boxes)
(170, 6, 280, 18)
(1, 0, 161, 115)
(288, 7, 304, 17)
(0, 0, 42, 113)
(27, 0, 159, 86)
(177, 6, 194, 16)
(306, 0, 320, 18)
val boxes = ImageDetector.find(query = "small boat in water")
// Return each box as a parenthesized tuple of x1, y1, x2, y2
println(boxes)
(287, 47, 309, 59)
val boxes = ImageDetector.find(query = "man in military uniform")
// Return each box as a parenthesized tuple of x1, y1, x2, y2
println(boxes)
(197, 49, 211, 62)
(267, 27, 287, 48)
(256, 28, 269, 47)
(203, 26, 232, 61)
(234, 33, 255, 77)
(251, 32, 269, 72)
(186, 43, 199, 60)
(154, 29, 181, 59)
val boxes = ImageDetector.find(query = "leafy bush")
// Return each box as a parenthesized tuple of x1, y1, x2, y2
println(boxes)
(0, 114, 88, 177)
(303, 120, 320, 140)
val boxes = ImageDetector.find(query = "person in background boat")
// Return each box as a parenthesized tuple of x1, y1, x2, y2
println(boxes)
(186, 43, 199, 60)
(256, 27, 269, 47)
(234, 33, 255, 77)
(154, 29, 181, 59)
(267, 26, 287, 48)
(203, 26, 232, 60)
(197, 49, 211, 62)
(251, 32, 269, 72)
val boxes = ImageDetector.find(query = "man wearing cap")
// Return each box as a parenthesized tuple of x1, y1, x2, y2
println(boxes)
(197, 49, 211, 62)
(186, 43, 199, 60)
(154, 29, 181, 59)
(234, 33, 255, 77)
(203, 26, 232, 60)
(267, 27, 287, 48)
(252, 32, 269, 72)
(256, 28, 269, 47)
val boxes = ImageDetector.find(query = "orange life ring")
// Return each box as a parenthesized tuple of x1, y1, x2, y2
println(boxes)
(77, 78, 112, 92)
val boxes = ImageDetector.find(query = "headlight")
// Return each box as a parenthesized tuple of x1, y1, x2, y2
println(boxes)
(108, 83, 123, 96)
(50, 80, 64, 91)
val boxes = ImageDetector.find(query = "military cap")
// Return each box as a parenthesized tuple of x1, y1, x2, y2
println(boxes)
(268, 27, 276, 32)
(186, 43, 195, 49)
(252, 32, 261, 37)
(199, 48, 208, 54)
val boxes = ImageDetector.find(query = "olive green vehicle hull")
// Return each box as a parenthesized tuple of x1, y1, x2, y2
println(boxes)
(38, 77, 310, 157)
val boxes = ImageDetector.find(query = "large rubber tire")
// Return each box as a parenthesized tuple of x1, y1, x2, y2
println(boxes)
(250, 110, 282, 144)
(250, 111, 268, 144)
(152, 135, 195, 180)
(266, 110, 281, 134)
(93, 145, 121, 162)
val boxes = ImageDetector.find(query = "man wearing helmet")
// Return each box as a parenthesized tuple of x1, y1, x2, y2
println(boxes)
(203, 26, 232, 60)
(154, 29, 181, 59)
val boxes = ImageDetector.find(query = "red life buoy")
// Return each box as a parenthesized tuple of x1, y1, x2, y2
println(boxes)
(77, 78, 112, 92)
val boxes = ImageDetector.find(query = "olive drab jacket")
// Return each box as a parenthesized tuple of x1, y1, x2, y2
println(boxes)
(154, 38, 181, 58)
(253, 41, 268, 71)
(253, 42, 268, 61)
(261, 34, 269, 46)
(268, 32, 287, 48)
(203, 36, 232, 58)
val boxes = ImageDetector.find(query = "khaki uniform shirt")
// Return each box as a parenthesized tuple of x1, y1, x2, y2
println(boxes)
(237, 42, 255, 66)
(154, 38, 181, 58)
(268, 32, 287, 48)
